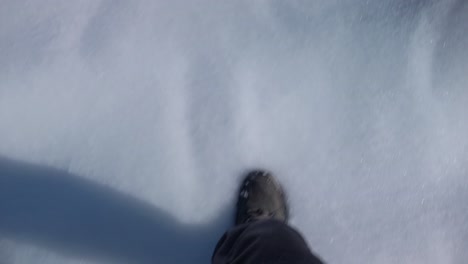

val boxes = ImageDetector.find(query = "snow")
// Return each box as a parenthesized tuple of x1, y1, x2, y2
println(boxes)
(1, 0, 467, 263)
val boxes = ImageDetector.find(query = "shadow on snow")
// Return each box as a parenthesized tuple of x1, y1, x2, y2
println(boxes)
(0, 156, 233, 263)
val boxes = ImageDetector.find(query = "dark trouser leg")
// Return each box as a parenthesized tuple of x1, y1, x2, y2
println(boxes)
(212, 219, 324, 264)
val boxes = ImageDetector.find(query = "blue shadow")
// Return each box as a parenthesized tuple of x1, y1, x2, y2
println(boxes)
(0, 156, 233, 263)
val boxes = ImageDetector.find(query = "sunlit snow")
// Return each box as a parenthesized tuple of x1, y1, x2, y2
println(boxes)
(1, 0, 467, 263)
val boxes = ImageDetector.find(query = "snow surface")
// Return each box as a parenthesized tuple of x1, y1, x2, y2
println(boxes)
(1, 0, 468, 263)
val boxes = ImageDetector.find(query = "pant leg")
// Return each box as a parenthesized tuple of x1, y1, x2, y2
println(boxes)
(212, 219, 324, 264)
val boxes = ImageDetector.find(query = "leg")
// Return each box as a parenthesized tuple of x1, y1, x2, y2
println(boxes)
(212, 219, 323, 264)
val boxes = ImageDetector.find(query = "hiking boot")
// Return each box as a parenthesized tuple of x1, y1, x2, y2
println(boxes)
(235, 170, 289, 225)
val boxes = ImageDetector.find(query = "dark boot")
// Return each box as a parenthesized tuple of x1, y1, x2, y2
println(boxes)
(235, 170, 288, 225)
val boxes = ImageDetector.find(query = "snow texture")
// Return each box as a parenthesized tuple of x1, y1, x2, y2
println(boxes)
(1, 0, 468, 263)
